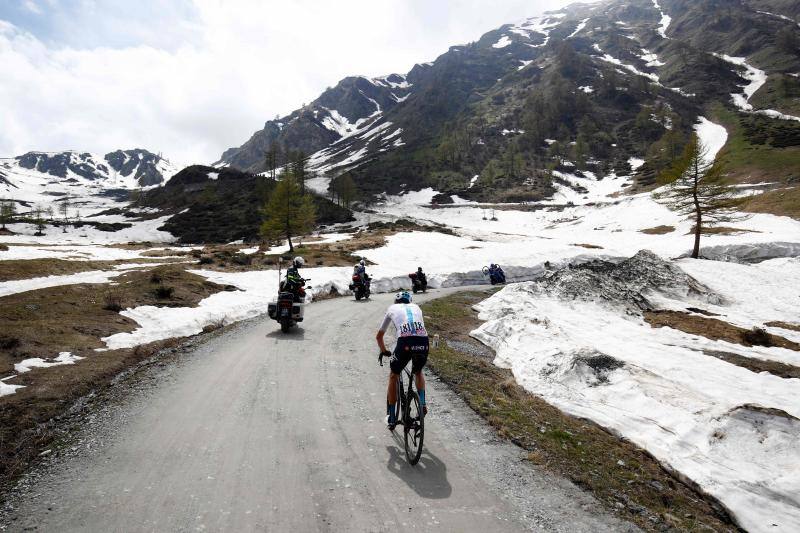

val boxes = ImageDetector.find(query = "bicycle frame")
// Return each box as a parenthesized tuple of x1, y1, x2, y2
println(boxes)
(394, 366, 415, 425)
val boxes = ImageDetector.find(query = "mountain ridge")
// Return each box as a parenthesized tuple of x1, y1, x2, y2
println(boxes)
(217, 0, 800, 206)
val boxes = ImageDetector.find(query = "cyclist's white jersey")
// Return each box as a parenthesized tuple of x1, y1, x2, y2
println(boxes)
(379, 303, 428, 338)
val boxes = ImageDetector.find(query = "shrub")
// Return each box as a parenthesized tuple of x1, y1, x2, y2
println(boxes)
(198, 256, 214, 265)
(149, 271, 163, 284)
(0, 335, 20, 351)
(743, 327, 772, 347)
(231, 253, 251, 266)
(154, 286, 175, 299)
(103, 291, 125, 312)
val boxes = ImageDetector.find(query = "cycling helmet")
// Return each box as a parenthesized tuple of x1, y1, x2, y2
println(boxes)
(394, 290, 412, 304)
(294, 256, 305, 267)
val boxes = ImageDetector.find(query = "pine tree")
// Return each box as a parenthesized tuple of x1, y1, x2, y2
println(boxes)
(333, 174, 357, 208)
(265, 144, 280, 180)
(653, 134, 746, 258)
(260, 171, 316, 252)
(292, 151, 309, 195)
(0, 200, 16, 229)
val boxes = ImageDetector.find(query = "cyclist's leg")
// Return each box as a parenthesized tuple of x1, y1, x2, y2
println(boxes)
(386, 370, 399, 423)
(410, 336, 430, 413)
(388, 340, 412, 425)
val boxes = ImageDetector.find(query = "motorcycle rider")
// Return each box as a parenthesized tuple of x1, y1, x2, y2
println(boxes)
(488, 263, 506, 285)
(354, 258, 370, 286)
(415, 266, 427, 287)
(376, 290, 428, 429)
(281, 256, 306, 302)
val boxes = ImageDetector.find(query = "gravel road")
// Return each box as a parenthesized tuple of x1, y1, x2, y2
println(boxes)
(3, 288, 636, 532)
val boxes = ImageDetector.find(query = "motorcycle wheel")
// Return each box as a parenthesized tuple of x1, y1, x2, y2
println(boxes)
(280, 320, 292, 333)
(355, 292, 362, 301)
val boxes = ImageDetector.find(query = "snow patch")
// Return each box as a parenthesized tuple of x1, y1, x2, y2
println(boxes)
(492, 35, 513, 49)
(694, 117, 728, 164)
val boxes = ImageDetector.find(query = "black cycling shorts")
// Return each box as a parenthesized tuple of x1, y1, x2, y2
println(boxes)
(390, 336, 429, 375)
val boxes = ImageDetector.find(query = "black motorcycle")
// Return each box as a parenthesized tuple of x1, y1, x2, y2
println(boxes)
(349, 274, 371, 300)
(409, 272, 427, 293)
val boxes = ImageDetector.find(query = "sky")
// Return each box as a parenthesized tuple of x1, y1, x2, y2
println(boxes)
(1, 0, 582, 166)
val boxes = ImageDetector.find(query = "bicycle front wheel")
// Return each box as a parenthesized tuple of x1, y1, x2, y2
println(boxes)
(404, 390, 424, 465)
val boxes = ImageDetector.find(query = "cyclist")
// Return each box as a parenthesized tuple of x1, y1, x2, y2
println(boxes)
(376, 290, 428, 429)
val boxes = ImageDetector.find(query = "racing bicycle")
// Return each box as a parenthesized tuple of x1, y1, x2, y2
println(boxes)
(379, 352, 425, 465)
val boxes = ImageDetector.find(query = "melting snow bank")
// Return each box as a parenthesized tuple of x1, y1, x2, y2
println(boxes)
(0, 269, 131, 298)
(1, 352, 83, 397)
(471, 251, 800, 532)
(15, 352, 83, 374)
(98, 256, 579, 351)
(691, 241, 800, 264)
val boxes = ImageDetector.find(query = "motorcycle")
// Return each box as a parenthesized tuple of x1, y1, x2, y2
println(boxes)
(268, 278, 309, 333)
(409, 272, 427, 293)
(349, 274, 371, 300)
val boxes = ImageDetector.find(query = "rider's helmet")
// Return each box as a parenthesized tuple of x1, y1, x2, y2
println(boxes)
(417, 266, 423, 273)
(359, 258, 366, 267)
(394, 290, 412, 304)
(294, 256, 305, 268)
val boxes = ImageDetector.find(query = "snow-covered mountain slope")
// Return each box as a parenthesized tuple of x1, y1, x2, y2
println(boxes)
(0, 149, 179, 215)
(215, 74, 412, 174)
(219, 0, 800, 205)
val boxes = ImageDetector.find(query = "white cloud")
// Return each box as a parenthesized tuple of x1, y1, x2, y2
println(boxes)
(0, 0, 578, 165)
(22, 1, 42, 15)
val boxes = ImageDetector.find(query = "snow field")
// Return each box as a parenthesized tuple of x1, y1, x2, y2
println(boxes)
(470, 257, 800, 532)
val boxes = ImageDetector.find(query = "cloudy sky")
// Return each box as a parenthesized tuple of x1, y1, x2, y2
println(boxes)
(1, 0, 581, 165)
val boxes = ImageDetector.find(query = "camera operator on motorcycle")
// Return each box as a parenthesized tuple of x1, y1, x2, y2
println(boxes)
(354, 258, 369, 285)
(415, 266, 426, 286)
(280, 256, 307, 302)
(376, 290, 428, 429)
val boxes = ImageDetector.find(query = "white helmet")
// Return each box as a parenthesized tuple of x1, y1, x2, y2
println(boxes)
(294, 256, 305, 267)
(359, 258, 366, 266)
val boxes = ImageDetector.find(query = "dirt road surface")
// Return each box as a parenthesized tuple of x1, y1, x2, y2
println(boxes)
(5, 288, 635, 532)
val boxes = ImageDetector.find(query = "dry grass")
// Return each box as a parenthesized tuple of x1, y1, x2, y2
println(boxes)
(702, 350, 800, 380)
(0, 265, 226, 376)
(743, 186, 800, 220)
(422, 292, 736, 532)
(766, 321, 800, 333)
(645, 311, 800, 351)
(0, 258, 190, 282)
(687, 226, 760, 236)
(639, 226, 675, 235)
(0, 264, 232, 486)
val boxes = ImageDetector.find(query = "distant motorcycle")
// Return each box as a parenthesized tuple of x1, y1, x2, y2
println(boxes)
(349, 274, 371, 300)
(409, 272, 427, 293)
(268, 278, 309, 333)
(482, 264, 506, 285)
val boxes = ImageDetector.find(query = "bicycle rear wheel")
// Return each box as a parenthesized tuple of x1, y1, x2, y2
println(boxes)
(404, 390, 424, 465)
